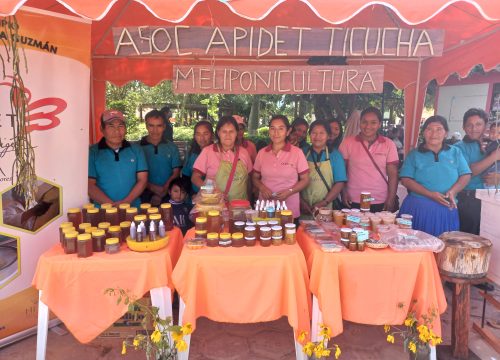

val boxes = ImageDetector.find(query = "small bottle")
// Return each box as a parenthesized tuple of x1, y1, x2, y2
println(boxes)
(255, 200, 260, 211)
(275, 200, 281, 219)
(139, 221, 147, 238)
(130, 221, 137, 240)
(158, 220, 166, 238)
(149, 221, 156, 241)
(136, 226, 143, 242)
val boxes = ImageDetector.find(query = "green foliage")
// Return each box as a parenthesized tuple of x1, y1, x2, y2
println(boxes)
(246, 134, 270, 151)
(257, 127, 269, 137)
(173, 126, 194, 141)
(200, 94, 221, 120)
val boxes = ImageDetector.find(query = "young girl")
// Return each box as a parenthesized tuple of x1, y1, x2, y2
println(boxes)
(484, 122, 500, 189)
(168, 177, 194, 234)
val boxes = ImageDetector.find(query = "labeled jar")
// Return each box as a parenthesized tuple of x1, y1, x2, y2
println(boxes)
(108, 225, 122, 242)
(348, 242, 358, 251)
(125, 207, 138, 222)
(195, 217, 207, 232)
(280, 210, 293, 225)
(219, 233, 232, 247)
(67, 208, 82, 229)
(78, 222, 92, 234)
(268, 220, 279, 228)
(271, 236, 283, 246)
(349, 232, 358, 243)
(359, 218, 371, 231)
(139, 203, 151, 215)
(284, 223, 296, 245)
(233, 221, 245, 234)
(259, 208, 267, 219)
(160, 203, 174, 230)
(360, 192, 372, 212)
(64, 231, 78, 254)
(232, 232, 245, 247)
(77, 233, 93, 258)
(120, 221, 131, 242)
(245, 237, 256, 246)
(59, 222, 74, 244)
(244, 226, 256, 239)
(357, 241, 366, 251)
(91, 229, 106, 252)
(195, 230, 207, 240)
(340, 228, 352, 241)
(259, 226, 272, 239)
(397, 214, 413, 229)
(260, 236, 272, 247)
(271, 225, 283, 238)
(85, 207, 100, 226)
(118, 203, 130, 222)
(370, 216, 382, 231)
(207, 210, 222, 234)
(81, 203, 94, 220)
(333, 210, 345, 227)
(206, 232, 219, 247)
(105, 238, 120, 254)
(105, 207, 120, 225)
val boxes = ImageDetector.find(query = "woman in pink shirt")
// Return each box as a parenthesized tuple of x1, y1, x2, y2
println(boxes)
(339, 107, 399, 212)
(252, 115, 310, 220)
(192, 116, 253, 201)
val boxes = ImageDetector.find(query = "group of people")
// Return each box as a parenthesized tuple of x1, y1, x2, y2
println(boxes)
(88, 105, 500, 237)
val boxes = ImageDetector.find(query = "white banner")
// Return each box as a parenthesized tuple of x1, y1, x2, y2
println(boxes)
(0, 8, 90, 341)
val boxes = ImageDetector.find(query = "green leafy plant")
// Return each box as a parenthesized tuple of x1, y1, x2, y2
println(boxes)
(105, 288, 192, 360)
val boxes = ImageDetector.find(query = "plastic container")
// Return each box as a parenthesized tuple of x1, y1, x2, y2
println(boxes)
(207, 210, 222, 234)
(98, 222, 111, 235)
(271, 236, 283, 246)
(245, 237, 256, 246)
(84, 226, 98, 234)
(118, 203, 130, 222)
(284, 223, 296, 245)
(120, 221, 131, 242)
(100, 203, 113, 222)
(64, 231, 78, 254)
(260, 237, 272, 247)
(219, 233, 232, 247)
(195, 217, 207, 231)
(78, 222, 92, 234)
(244, 226, 256, 239)
(59, 222, 74, 244)
(67, 208, 82, 229)
(105, 207, 120, 225)
(81, 203, 94, 221)
(280, 210, 293, 225)
(125, 207, 138, 222)
(232, 232, 245, 247)
(360, 192, 372, 211)
(91, 229, 106, 252)
(160, 203, 174, 230)
(229, 200, 251, 223)
(77, 233, 93, 258)
(139, 203, 151, 215)
(206, 232, 219, 247)
(108, 226, 122, 242)
(259, 226, 272, 239)
(85, 208, 100, 226)
(105, 238, 120, 254)
(147, 207, 159, 215)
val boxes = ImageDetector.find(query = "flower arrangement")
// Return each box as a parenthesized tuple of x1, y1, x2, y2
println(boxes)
(384, 301, 442, 359)
(298, 324, 341, 359)
(105, 288, 192, 360)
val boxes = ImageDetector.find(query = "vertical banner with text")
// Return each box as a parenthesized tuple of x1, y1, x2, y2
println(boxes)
(0, 8, 90, 342)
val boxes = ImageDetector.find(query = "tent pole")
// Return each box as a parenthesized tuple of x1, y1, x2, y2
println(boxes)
(410, 59, 423, 148)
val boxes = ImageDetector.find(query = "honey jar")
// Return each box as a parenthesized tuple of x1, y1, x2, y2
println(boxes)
(340, 228, 352, 241)
(118, 203, 130, 222)
(59, 222, 73, 244)
(100, 203, 113, 221)
(259, 226, 272, 239)
(64, 231, 78, 254)
(77, 233, 93, 258)
(147, 207, 159, 215)
(125, 207, 138, 222)
(207, 210, 222, 234)
(86, 208, 100, 226)
(244, 226, 256, 239)
(84, 226, 98, 235)
(219, 233, 232, 247)
(195, 230, 207, 240)
(280, 210, 293, 225)
(233, 221, 245, 234)
(160, 203, 174, 231)
(98, 222, 111, 235)
(271, 225, 283, 238)
(139, 203, 151, 215)
(78, 222, 92, 234)
(206, 232, 219, 247)
(81, 203, 94, 220)
(108, 225, 122, 242)
(195, 217, 207, 231)
(360, 192, 372, 212)
(348, 242, 358, 251)
(284, 223, 296, 245)
(105, 238, 120, 254)
(105, 207, 120, 226)
(67, 208, 82, 229)
(91, 229, 106, 252)
(333, 211, 344, 227)
(232, 232, 245, 247)
(260, 236, 272, 247)
(245, 236, 256, 246)
(120, 221, 131, 242)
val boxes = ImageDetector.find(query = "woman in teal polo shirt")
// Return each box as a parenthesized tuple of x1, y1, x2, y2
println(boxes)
(399, 116, 471, 236)
(300, 120, 347, 215)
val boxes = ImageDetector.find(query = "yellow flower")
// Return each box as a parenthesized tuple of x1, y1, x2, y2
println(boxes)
(408, 341, 417, 353)
(313, 343, 325, 358)
(384, 325, 391, 333)
(404, 318, 415, 327)
(335, 345, 341, 359)
(321, 349, 331, 357)
(297, 330, 308, 344)
(319, 324, 332, 340)
(303, 342, 315, 357)
(386, 334, 395, 344)
(181, 323, 193, 335)
(175, 339, 188, 352)
(172, 331, 184, 342)
(132, 338, 140, 348)
(150, 329, 162, 343)
(121, 341, 127, 355)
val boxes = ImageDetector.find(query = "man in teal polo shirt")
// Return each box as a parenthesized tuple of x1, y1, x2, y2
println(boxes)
(139, 110, 181, 205)
(88, 110, 148, 208)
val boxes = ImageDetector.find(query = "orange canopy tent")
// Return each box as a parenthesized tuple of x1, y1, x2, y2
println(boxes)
(2, 0, 500, 152)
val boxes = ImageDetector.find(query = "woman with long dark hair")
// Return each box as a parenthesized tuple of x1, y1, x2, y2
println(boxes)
(327, 118, 344, 149)
(399, 116, 471, 236)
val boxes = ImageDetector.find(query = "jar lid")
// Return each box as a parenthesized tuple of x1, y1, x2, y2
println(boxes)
(160, 203, 172, 209)
(232, 232, 243, 239)
(92, 229, 105, 237)
(271, 225, 282, 231)
(98, 222, 111, 229)
(281, 210, 292, 216)
(244, 226, 256, 231)
(77, 233, 91, 241)
(234, 221, 245, 226)
(87, 208, 99, 214)
(284, 223, 296, 228)
(319, 209, 331, 215)
(219, 232, 231, 239)
(134, 215, 147, 221)
(260, 226, 271, 231)
(340, 227, 352, 232)
(246, 222, 256, 226)
(271, 236, 283, 239)
(149, 214, 161, 220)
(85, 227, 98, 233)
(147, 207, 159, 214)
(230, 199, 250, 208)
(118, 203, 130, 209)
(83, 203, 95, 209)
(78, 223, 91, 230)
(120, 221, 131, 227)
(60, 222, 73, 228)
(106, 237, 119, 245)
(341, 208, 351, 213)
(361, 191, 371, 195)
(62, 226, 76, 234)
(195, 230, 207, 235)
(260, 237, 271, 241)
(126, 207, 138, 213)
(68, 208, 81, 214)
(257, 221, 268, 226)
(208, 210, 220, 216)
(140, 203, 151, 209)
(106, 207, 118, 213)
(268, 220, 279, 226)
(109, 225, 121, 232)
(351, 209, 361, 213)
(101, 203, 113, 209)
(207, 232, 219, 239)
(196, 217, 207, 223)
(245, 237, 256, 241)
(65, 231, 78, 238)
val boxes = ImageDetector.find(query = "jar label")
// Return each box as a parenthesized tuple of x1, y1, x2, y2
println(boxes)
(356, 230, 369, 241)
(346, 215, 361, 223)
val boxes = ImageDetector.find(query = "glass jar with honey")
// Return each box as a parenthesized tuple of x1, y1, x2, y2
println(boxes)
(78, 222, 92, 234)
(125, 207, 138, 222)
(195, 217, 207, 232)
(85, 208, 100, 226)
(91, 229, 106, 252)
(160, 203, 174, 231)
(67, 208, 82, 229)
(139, 203, 151, 215)
(64, 230, 78, 254)
(77, 233, 93, 258)
(118, 203, 130, 222)
(207, 210, 221, 234)
(105, 207, 120, 225)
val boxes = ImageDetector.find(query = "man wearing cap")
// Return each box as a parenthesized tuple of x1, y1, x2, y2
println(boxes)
(139, 109, 182, 205)
(234, 115, 257, 163)
(88, 110, 148, 208)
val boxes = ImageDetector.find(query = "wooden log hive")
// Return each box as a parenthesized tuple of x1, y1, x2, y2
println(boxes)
(437, 231, 492, 279)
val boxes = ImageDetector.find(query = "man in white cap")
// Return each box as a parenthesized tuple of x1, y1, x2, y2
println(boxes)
(88, 109, 148, 207)
(234, 115, 257, 163)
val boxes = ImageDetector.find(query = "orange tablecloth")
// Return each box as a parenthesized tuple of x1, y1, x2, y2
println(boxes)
(32, 227, 184, 343)
(297, 227, 447, 337)
(172, 229, 311, 334)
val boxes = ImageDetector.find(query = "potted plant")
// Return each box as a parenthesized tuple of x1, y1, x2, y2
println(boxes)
(106, 288, 192, 360)
(298, 324, 341, 359)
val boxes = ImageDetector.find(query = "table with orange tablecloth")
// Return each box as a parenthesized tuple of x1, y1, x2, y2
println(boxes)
(172, 228, 311, 360)
(297, 226, 447, 340)
(32, 227, 184, 360)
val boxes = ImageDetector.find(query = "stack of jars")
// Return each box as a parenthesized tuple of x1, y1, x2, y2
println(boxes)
(331, 207, 412, 232)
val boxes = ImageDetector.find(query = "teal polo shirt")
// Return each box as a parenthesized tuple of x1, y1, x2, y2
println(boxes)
(454, 138, 485, 190)
(399, 144, 471, 198)
(182, 152, 200, 193)
(304, 147, 348, 183)
(139, 137, 181, 186)
(88, 138, 148, 207)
